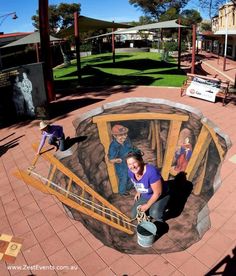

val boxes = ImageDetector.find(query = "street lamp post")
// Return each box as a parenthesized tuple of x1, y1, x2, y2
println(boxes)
(191, 24, 196, 74)
(0, 12, 18, 69)
(0, 12, 18, 27)
(177, 17, 182, 70)
(223, 3, 229, 71)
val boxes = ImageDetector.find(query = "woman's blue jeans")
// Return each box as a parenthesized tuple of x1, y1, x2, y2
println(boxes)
(131, 193, 170, 222)
(48, 134, 65, 151)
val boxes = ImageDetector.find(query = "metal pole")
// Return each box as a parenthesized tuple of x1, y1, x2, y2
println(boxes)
(191, 24, 196, 74)
(223, 4, 228, 71)
(177, 17, 182, 70)
(74, 11, 81, 82)
(39, 0, 55, 102)
(35, 43, 40, 62)
(112, 24, 115, 64)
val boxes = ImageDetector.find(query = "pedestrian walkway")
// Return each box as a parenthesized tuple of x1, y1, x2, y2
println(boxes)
(181, 50, 236, 87)
(1, 82, 236, 275)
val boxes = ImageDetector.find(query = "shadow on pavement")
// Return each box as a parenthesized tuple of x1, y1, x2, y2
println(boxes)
(154, 221, 169, 241)
(0, 132, 15, 142)
(204, 246, 236, 276)
(65, 136, 87, 150)
(164, 172, 193, 220)
(0, 135, 25, 157)
(48, 98, 103, 119)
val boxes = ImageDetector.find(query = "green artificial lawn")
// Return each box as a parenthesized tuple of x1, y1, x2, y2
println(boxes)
(53, 52, 187, 89)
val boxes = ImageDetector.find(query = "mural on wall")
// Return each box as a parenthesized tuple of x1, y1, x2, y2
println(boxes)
(0, 63, 48, 122)
(12, 72, 35, 117)
(171, 128, 194, 174)
(15, 98, 232, 255)
(12, 75, 25, 116)
(108, 124, 133, 196)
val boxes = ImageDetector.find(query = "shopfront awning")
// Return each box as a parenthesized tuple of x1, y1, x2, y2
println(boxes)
(214, 30, 236, 35)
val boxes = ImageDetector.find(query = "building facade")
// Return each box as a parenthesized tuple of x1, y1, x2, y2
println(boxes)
(203, 2, 236, 59)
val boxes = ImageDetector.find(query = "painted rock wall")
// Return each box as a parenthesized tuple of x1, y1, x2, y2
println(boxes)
(55, 98, 231, 254)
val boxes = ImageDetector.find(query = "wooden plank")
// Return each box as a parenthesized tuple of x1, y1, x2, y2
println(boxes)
(148, 121, 152, 141)
(185, 126, 212, 182)
(66, 178, 72, 198)
(150, 121, 156, 150)
(93, 121, 119, 193)
(47, 165, 57, 187)
(202, 122, 225, 161)
(193, 150, 208, 195)
(93, 113, 189, 123)
(154, 121, 163, 168)
(14, 170, 50, 194)
(15, 170, 134, 235)
(28, 154, 40, 171)
(161, 120, 182, 180)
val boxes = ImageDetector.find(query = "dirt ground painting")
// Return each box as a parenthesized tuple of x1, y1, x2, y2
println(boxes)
(54, 97, 231, 254)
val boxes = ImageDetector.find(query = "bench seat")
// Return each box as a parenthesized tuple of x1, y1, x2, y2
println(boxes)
(181, 73, 230, 106)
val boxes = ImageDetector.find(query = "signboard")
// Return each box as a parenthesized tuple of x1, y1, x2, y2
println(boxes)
(186, 77, 220, 102)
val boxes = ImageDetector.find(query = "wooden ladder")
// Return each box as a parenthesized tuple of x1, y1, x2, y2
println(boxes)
(14, 144, 134, 235)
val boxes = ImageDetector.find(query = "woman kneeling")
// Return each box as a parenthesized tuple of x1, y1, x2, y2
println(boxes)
(126, 150, 170, 222)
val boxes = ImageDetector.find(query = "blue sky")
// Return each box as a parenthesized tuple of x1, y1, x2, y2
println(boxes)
(0, 0, 208, 34)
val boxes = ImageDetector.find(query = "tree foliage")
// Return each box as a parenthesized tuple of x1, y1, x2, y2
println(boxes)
(159, 7, 179, 21)
(199, 0, 236, 18)
(199, 20, 212, 32)
(129, 0, 189, 19)
(180, 9, 202, 26)
(139, 15, 155, 24)
(31, 2, 81, 33)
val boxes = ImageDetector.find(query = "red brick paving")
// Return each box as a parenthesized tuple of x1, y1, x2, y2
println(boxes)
(0, 52, 236, 275)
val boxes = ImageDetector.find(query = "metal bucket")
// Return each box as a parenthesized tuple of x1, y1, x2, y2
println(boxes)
(136, 221, 157, 247)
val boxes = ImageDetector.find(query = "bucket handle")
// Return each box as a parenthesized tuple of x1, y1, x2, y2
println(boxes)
(136, 205, 151, 224)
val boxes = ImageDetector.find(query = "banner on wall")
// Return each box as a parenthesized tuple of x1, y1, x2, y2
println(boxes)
(186, 76, 220, 102)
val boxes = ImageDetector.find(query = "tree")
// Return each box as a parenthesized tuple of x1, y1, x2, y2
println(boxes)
(159, 7, 179, 21)
(31, 2, 81, 34)
(199, 20, 212, 32)
(180, 9, 202, 26)
(32, 2, 81, 66)
(129, 0, 189, 20)
(179, 9, 202, 49)
(139, 15, 154, 24)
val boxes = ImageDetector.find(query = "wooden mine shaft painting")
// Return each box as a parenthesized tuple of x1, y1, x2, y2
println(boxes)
(15, 98, 231, 254)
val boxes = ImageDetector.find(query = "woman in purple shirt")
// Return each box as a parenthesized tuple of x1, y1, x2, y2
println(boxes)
(126, 150, 170, 222)
(37, 121, 65, 154)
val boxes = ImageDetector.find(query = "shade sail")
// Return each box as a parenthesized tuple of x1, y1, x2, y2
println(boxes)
(85, 19, 186, 40)
(1, 32, 61, 48)
(60, 15, 131, 36)
(117, 19, 185, 32)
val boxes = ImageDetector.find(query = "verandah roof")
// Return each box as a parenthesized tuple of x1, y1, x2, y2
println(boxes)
(1, 32, 61, 48)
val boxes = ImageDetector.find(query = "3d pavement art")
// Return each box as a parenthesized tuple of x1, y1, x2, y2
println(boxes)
(15, 98, 231, 254)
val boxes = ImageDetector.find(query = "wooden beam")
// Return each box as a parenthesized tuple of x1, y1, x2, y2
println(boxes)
(93, 113, 189, 123)
(161, 120, 182, 180)
(154, 120, 163, 168)
(202, 122, 225, 161)
(92, 121, 119, 193)
(193, 149, 208, 195)
(185, 126, 212, 182)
